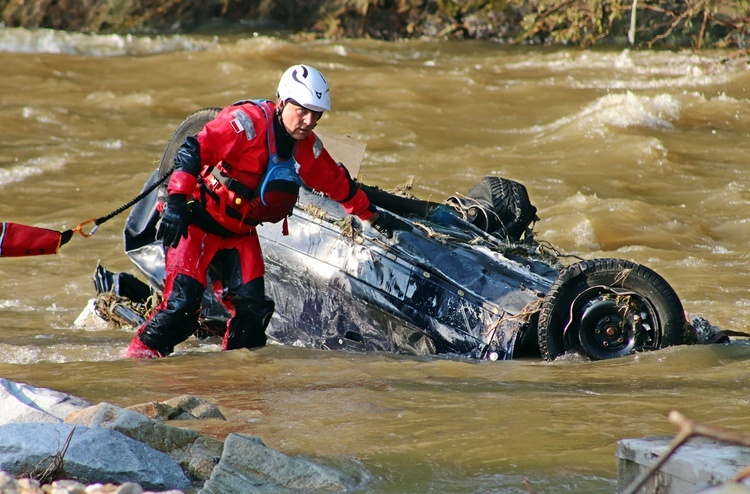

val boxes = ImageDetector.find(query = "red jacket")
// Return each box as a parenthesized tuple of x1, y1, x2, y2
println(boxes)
(168, 101, 373, 235)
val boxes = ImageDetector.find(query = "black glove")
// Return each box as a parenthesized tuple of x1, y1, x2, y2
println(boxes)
(370, 209, 412, 238)
(157, 194, 190, 248)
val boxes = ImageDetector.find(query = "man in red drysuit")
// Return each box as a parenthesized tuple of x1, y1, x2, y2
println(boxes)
(125, 64, 406, 358)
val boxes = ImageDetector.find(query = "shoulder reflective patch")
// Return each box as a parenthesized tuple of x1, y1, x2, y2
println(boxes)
(230, 109, 256, 140)
(313, 135, 323, 159)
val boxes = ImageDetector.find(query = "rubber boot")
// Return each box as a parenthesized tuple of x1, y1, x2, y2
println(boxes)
(124, 335, 164, 359)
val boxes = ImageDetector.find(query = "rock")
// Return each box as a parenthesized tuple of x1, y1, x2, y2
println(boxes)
(162, 395, 227, 421)
(0, 378, 91, 424)
(0, 382, 361, 492)
(129, 396, 226, 421)
(699, 483, 750, 493)
(65, 402, 221, 482)
(0, 472, 186, 494)
(199, 433, 359, 494)
(179, 435, 224, 482)
(617, 436, 750, 493)
(0, 423, 190, 490)
(127, 401, 179, 421)
(65, 403, 199, 452)
(0, 474, 186, 493)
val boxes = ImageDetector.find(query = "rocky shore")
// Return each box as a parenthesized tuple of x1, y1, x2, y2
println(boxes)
(0, 379, 364, 493)
(0, 475, 181, 494)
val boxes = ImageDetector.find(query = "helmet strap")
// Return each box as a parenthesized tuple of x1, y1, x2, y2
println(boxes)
(274, 105, 294, 141)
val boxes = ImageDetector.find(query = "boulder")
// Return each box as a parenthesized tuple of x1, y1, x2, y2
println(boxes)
(129, 395, 226, 421)
(617, 436, 750, 493)
(199, 433, 359, 494)
(163, 395, 227, 420)
(0, 423, 190, 490)
(65, 402, 199, 452)
(127, 401, 179, 421)
(179, 435, 225, 482)
(65, 402, 221, 481)
(0, 378, 91, 424)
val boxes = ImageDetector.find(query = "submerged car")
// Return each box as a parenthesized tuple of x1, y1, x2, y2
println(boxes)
(91, 108, 727, 361)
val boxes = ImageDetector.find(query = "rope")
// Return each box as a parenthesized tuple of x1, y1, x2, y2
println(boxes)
(73, 167, 174, 238)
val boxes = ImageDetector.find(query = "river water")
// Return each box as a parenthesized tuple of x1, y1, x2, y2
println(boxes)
(2, 27, 750, 493)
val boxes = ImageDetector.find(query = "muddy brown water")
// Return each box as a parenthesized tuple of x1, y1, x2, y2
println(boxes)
(2, 29, 750, 492)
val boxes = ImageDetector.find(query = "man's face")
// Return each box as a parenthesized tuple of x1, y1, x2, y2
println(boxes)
(278, 99, 323, 140)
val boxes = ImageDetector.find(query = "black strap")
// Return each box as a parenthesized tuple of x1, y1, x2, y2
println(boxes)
(211, 168, 255, 200)
(95, 167, 174, 227)
(188, 202, 241, 237)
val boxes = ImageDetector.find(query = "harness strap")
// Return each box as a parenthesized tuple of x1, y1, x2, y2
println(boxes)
(210, 99, 303, 236)
(223, 204, 259, 225)
(211, 168, 255, 200)
(252, 101, 304, 206)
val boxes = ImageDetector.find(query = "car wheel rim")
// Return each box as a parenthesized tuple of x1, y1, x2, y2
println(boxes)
(573, 291, 659, 360)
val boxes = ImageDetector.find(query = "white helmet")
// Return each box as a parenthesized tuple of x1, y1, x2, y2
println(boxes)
(276, 64, 331, 112)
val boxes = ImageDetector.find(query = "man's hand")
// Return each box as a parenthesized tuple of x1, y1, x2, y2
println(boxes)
(157, 194, 190, 248)
(370, 209, 411, 238)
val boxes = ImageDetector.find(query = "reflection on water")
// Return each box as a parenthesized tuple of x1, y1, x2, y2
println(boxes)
(1, 28, 750, 492)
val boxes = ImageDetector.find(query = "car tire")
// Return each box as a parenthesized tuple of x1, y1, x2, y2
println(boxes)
(123, 108, 221, 252)
(158, 107, 222, 180)
(537, 258, 687, 361)
(464, 176, 538, 241)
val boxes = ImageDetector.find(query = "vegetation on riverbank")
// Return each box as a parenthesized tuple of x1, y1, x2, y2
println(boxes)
(1, 0, 749, 49)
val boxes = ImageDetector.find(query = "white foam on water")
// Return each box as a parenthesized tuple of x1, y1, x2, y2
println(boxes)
(514, 91, 681, 137)
(0, 155, 67, 186)
(88, 139, 124, 150)
(0, 27, 217, 56)
(503, 48, 736, 90)
(84, 90, 154, 109)
(0, 345, 49, 364)
(0, 299, 23, 309)
(21, 106, 63, 126)
(580, 91, 681, 131)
